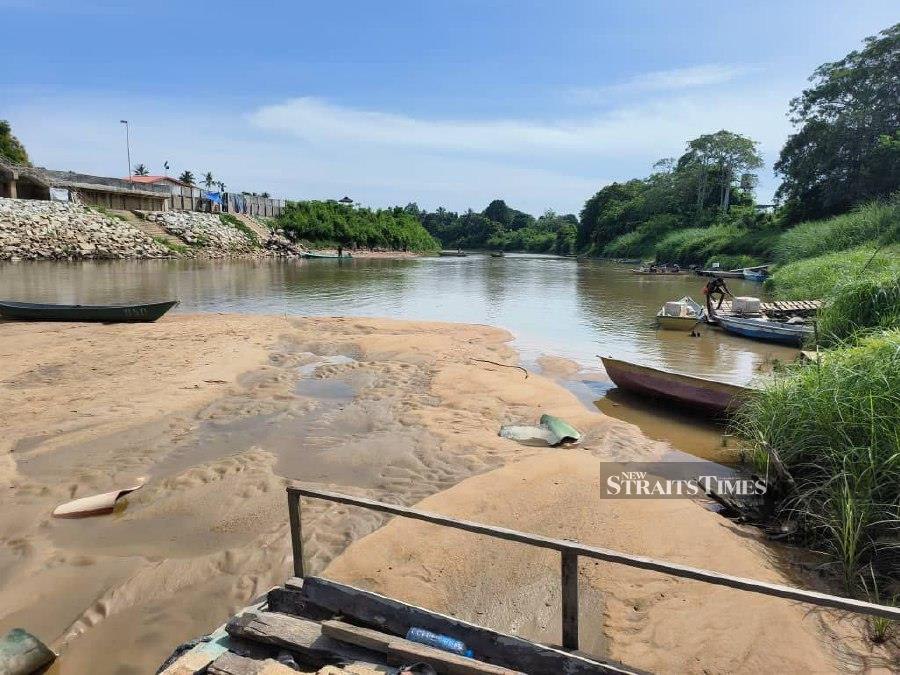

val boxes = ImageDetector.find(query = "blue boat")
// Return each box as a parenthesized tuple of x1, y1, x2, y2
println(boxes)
(716, 314, 812, 346)
(742, 269, 768, 282)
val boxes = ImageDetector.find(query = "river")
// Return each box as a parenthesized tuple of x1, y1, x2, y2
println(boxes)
(0, 254, 797, 459)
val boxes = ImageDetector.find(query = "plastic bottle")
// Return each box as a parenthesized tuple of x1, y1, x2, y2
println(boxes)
(405, 627, 474, 658)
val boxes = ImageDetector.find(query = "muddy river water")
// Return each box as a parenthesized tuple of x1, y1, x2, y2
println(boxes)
(0, 254, 797, 459)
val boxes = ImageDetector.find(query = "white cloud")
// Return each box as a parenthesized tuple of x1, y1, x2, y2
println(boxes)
(249, 91, 790, 162)
(4, 81, 793, 214)
(567, 64, 754, 103)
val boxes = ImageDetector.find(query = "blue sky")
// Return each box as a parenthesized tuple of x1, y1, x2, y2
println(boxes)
(2, 1, 897, 214)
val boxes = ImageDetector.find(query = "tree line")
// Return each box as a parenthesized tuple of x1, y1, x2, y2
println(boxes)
(576, 22, 899, 263)
(407, 200, 579, 255)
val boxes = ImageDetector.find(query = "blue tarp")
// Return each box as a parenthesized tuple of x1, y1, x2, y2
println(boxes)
(201, 190, 222, 205)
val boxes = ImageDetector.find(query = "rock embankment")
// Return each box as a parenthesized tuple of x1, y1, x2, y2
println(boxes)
(144, 211, 257, 257)
(0, 198, 171, 261)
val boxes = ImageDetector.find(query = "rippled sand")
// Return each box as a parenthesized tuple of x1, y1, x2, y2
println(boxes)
(0, 314, 889, 674)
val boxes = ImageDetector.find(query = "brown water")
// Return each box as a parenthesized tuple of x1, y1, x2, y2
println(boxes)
(0, 255, 797, 458)
(0, 255, 795, 382)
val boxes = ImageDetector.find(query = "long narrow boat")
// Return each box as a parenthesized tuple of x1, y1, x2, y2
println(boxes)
(715, 314, 811, 346)
(438, 250, 467, 257)
(303, 251, 352, 259)
(742, 269, 767, 282)
(0, 300, 178, 323)
(600, 356, 753, 415)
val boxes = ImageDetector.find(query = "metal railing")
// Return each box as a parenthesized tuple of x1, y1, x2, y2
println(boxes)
(287, 486, 899, 651)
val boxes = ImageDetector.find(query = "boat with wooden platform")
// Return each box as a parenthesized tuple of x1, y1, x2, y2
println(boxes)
(490, 251, 505, 257)
(656, 296, 705, 330)
(630, 265, 685, 275)
(600, 356, 752, 415)
(439, 251, 468, 257)
(714, 313, 812, 346)
(742, 269, 767, 282)
(159, 575, 635, 675)
(0, 300, 178, 323)
(696, 264, 770, 278)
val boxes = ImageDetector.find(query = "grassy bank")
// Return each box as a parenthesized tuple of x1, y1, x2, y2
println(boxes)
(736, 330, 899, 604)
(276, 200, 439, 252)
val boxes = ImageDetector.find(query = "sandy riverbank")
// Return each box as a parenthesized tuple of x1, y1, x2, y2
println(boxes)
(0, 314, 888, 673)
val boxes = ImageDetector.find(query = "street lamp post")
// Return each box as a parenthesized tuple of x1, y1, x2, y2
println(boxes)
(120, 120, 132, 184)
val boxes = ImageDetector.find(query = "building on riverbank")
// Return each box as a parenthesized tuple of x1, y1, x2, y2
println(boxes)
(0, 157, 170, 210)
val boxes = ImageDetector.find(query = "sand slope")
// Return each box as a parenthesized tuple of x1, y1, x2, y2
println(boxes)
(0, 314, 890, 674)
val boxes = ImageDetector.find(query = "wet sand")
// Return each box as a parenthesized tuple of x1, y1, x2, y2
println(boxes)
(0, 314, 890, 673)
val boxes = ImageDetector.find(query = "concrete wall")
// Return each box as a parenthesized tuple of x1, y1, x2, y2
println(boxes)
(78, 189, 168, 211)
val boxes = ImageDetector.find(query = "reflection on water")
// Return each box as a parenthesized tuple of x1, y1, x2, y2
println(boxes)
(0, 254, 797, 385)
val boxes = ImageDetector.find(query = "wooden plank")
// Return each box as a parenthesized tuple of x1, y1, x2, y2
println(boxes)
(226, 611, 383, 666)
(287, 490, 304, 578)
(322, 620, 523, 674)
(299, 577, 633, 674)
(207, 651, 297, 675)
(561, 551, 579, 650)
(291, 488, 900, 621)
(386, 641, 524, 675)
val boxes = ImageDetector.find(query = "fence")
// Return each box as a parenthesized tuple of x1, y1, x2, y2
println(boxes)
(165, 192, 284, 217)
(287, 486, 900, 651)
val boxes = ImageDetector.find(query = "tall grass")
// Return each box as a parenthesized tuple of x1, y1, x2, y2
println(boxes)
(775, 197, 900, 263)
(765, 246, 900, 299)
(735, 331, 900, 594)
(653, 224, 747, 265)
(817, 273, 900, 346)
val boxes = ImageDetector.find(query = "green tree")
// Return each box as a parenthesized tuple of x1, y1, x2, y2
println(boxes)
(179, 170, 195, 185)
(0, 120, 29, 165)
(775, 23, 900, 222)
(483, 199, 513, 227)
(203, 171, 214, 189)
(683, 130, 762, 212)
(133, 163, 149, 176)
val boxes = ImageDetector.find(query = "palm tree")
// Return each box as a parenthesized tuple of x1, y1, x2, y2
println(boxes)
(216, 181, 226, 193)
(133, 163, 149, 176)
(179, 170, 195, 185)
(203, 171, 214, 189)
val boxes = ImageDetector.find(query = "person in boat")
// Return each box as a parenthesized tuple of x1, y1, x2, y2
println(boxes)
(703, 276, 732, 313)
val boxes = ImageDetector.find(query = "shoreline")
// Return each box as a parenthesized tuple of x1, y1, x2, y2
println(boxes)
(0, 313, 890, 673)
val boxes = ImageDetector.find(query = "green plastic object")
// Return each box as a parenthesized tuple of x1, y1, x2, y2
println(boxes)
(0, 628, 56, 675)
(499, 414, 581, 447)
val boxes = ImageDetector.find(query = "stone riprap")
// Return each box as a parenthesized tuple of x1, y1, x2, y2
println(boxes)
(0, 198, 170, 261)
(144, 211, 257, 257)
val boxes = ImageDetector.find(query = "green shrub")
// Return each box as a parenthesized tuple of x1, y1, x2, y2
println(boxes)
(775, 198, 899, 263)
(735, 330, 900, 592)
(816, 273, 900, 346)
(653, 224, 747, 265)
(703, 254, 760, 270)
(765, 246, 900, 299)
(277, 201, 439, 252)
(152, 236, 188, 255)
(602, 228, 657, 258)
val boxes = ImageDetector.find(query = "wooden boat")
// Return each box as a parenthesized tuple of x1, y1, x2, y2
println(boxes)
(600, 356, 752, 415)
(490, 251, 505, 257)
(742, 269, 767, 282)
(303, 251, 352, 259)
(656, 296, 705, 330)
(697, 269, 745, 278)
(160, 576, 629, 674)
(630, 266, 685, 275)
(715, 314, 812, 346)
(439, 250, 467, 257)
(0, 300, 178, 323)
